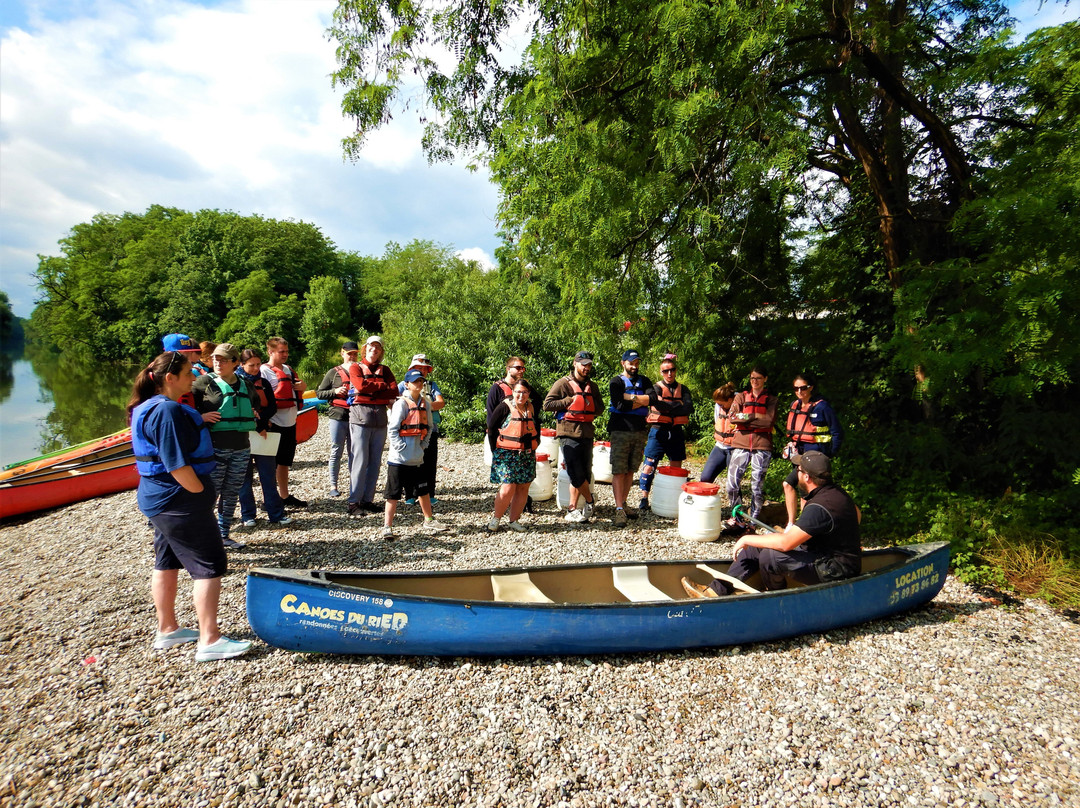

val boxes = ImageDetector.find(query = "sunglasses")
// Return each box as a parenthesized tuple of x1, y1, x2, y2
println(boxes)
(793, 385, 811, 391)
(165, 350, 184, 376)
(510, 366, 525, 371)
(661, 368, 677, 374)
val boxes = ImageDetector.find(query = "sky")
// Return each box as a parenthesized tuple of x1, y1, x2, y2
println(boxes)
(1, 0, 1077, 319)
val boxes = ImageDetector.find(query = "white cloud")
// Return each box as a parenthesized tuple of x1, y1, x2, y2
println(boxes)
(0, 0, 499, 315)
(456, 247, 497, 271)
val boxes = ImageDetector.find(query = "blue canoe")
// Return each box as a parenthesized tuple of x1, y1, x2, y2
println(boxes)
(246, 542, 949, 657)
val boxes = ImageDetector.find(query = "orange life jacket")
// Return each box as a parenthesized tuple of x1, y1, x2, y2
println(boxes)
(646, 382, 689, 426)
(713, 408, 734, 444)
(561, 379, 599, 423)
(399, 396, 429, 438)
(496, 403, 538, 451)
(332, 366, 353, 410)
(785, 399, 832, 445)
(268, 364, 298, 410)
(495, 379, 513, 400)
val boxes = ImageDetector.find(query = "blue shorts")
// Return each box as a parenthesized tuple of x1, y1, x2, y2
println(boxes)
(644, 427, 687, 465)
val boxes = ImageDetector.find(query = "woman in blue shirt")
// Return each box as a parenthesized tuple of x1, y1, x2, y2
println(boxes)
(127, 351, 252, 662)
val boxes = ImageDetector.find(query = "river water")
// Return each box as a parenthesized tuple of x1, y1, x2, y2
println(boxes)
(0, 351, 135, 468)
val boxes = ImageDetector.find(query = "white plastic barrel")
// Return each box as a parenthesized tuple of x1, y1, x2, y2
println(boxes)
(678, 482, 723, 542)
(651, 466, 690, 519)
(483, 437, 493, 469)
(529, 453, 554, 501)
(592, 441, 613, 483)
(538, 428, 559, 468)
(557, 462, 594, 510)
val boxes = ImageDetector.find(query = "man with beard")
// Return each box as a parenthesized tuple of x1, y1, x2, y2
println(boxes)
(607, 350, 653, 527)
(681, 451, 861, 598)
(544, 351, 604, 523)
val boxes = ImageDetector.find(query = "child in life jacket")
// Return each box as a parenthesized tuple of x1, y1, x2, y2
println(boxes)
(379, 369, 449, 540)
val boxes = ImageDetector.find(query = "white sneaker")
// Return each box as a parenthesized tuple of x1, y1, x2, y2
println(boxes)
(564, 509, 587, 523)
(425, 519, 449, 533)
(507, 521, 527, 533)
(582, 502, 595, 519)
(240, 519, 256, 528)
(487, 517, 500, 532)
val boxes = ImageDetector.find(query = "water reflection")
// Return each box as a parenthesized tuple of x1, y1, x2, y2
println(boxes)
(0, 345, 137, 465)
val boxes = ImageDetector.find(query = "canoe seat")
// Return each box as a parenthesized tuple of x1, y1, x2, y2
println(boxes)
(612, 565, 672, 602)
(491, 573, 553, 603)
(696, 564, 760, 594)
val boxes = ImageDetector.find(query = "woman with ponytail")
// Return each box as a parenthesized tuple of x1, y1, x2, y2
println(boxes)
(128, 351, 252, 662)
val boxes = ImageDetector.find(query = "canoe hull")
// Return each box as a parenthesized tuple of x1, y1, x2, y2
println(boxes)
(0, 462, 139, 519)
(296, 403, 318, 444)
(246, 543, 949, 657)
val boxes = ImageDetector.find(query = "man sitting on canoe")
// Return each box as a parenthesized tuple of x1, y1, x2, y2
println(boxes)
(682, 451, 861, 597)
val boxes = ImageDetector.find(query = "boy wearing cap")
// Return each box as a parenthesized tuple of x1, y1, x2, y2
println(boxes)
(261, 337, 308, 509)
(346, 335, 398, 516)
(192, 343, 258, 549)
(316, 341, 360, 497)
(607, 349, 653, 526)
(681, 451, 861, 598)
(397, 354, 445, 504)
(380, 369, 448, 539)
(162, 333, 206, 409)
(543, 351, 604, 523)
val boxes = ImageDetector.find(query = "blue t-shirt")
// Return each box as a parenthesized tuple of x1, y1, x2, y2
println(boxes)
(134, 396, 211, 517)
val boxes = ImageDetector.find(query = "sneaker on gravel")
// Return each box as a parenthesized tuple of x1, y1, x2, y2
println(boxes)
(638, 497, 650, 513)
(424, 519, 449, 533)
(283, 495, 308, 509)
(362, 501, 382, 513)
(487, 517, 500, 532)
(613, 509, 628, 527)
(240, 519, 257, 528)
(582, 501, 595, 519)
(222, 537, 246, 550)
(195, 637, 252, 662)
(506, 521, 527, 533)
(564, 509, 587, 523)
(329, 488, 341, 498)
(405, 498, 418, 506)
(270, 516, 293, 527)
(153, 627, 200, 650)
(378, 525, 395, 540)
(625, 504, 639, 520)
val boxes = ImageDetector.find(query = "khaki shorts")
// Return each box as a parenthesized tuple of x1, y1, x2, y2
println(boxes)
(609, 430, 649, 475)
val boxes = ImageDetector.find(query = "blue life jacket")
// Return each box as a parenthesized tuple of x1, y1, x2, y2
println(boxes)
(609, 374, 649, 417)
(132, 396, 216, 477)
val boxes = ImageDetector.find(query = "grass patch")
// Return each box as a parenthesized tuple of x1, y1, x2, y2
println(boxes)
(981, 535, 1080, 607)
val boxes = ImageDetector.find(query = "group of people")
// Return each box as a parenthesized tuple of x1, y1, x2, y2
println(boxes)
(129, 333, 860, 662)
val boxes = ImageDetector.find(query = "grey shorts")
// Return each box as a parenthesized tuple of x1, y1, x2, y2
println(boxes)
(609, 430, 649, 475)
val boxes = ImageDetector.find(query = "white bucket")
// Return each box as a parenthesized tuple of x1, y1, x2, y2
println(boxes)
(529, 453, 554, 501)
(483, 437, 493, 470)
(538, 428, 559, 469)
(651, 466, 690, 519)
(678, 482, 723, 542)
(592, 441, 613, 483)
(557, 462, 594, 510)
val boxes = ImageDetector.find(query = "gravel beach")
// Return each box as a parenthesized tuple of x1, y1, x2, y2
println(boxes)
(2, 425, 1078, 808)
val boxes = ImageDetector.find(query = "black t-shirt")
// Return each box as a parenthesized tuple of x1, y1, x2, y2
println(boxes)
(795, 483, 861, 566)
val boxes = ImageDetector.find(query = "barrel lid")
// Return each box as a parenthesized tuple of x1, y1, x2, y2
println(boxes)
(541, 428, 556, 436)
(594, 441, 610, 447)
(657, 466, 690, 477)
(536, 453, 550, 461)
(683, 482, 720, 496)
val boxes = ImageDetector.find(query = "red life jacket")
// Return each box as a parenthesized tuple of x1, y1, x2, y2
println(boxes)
(714, 407, 734, 444)
(268, 364, 298, 410)
(646, 382, 689, 426)
(496, 403, 538, 451)
(332, 366, 353, 410)
(495, 379, 513, 400)
(785, 399, 832, 446)
(351, 362, 393, 406)
(399, 396, 429, 438)
(561, 378, 599, 423)
(735, 390, 773, 434)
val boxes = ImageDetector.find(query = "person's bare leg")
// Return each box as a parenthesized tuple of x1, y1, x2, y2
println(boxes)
(276, 465, 290, 499)
(508, 484, 530, 522)
(153, 569, 180, 634)
(192, 577, 223, 646)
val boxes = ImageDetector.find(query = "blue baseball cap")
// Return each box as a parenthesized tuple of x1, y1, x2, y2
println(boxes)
(621, 350, 640, 362)
(162, 333, 198, 352)
(403, 369, 425, 383)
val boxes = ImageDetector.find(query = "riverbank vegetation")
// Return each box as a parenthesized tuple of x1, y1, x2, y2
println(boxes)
(25, 7, 1080, 604)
